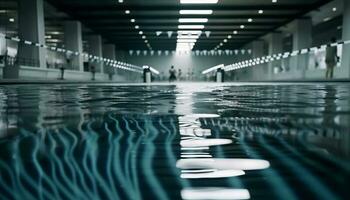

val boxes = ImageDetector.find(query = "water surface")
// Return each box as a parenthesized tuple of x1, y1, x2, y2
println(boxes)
(0, 83, 349, 200)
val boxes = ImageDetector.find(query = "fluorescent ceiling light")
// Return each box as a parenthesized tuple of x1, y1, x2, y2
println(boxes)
(180, 10, 213, 15)
(178, 30, 202, 34)
(177, 39, 197, 43)
(179, 18, 208, 23)
(178, 25, 205, 29)
(177, 35, 200, 39)
(180, 0, 218, 4)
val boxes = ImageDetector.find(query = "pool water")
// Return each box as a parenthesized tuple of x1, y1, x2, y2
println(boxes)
(0, 83, 349, 200)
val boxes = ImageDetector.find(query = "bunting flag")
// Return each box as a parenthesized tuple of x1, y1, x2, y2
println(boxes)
(129, 50, 134, 56)
(167, 31, 173, 38)
(136, 50, 141, 56)
(205, 31, 211, 38)
(143, 50, 148, 56)
(156, 31, 162, 36)
(157, 50, 162, 56)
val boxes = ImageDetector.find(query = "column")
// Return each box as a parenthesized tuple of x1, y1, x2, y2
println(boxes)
(103, 44, 116, 78)
(87, 35, 103, 73)
(251, 40, 266, 81)
(268, 32, 283, 80)
(18, 0, 46, 69)
(291, 18, 312, 79)
(341, 0, 350, 78)
(64, 21, 83, 72)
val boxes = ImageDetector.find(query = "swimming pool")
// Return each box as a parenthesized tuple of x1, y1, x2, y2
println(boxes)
(0, 83, 349, 200)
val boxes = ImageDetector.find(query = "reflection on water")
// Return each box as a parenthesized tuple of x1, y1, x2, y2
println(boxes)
(0, 83, 349, 200)
(181, 188, 250, 200)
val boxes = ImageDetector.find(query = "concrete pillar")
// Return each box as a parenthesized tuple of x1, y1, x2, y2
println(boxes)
(251, 40, 266, 81)
(341, 0, 350, 78)
(0, 27, 6, 55)
(268, 32, 283, 80)
(87, 35, 103, 73)
(64, 21, 83, 71)
(103, 44, 116, 78)
(291, 18, 312, 78)
(18, 0, 46, 69)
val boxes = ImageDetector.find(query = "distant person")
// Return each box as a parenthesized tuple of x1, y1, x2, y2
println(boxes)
(178, 69, 182, 81)
(169, 65, 177, 82)
(325, 37, 338, 79)
(90, 65, 96, 81)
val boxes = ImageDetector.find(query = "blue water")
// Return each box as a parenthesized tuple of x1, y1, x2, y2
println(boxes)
(0, 83, 349, 200)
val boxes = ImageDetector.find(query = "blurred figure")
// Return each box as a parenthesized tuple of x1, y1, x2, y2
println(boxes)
(169, 65, 177, 82)
(178, 69, 182, 81)
(325, 37, 338, 79)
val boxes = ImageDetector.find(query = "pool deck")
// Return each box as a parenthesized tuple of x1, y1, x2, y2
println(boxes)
(0, 79, 350, 85)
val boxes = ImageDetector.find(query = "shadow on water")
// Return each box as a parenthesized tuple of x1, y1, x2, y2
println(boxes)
(0, 83, 349, 199)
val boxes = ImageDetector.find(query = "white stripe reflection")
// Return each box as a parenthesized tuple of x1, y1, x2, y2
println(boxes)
(181, 188, 250, 200)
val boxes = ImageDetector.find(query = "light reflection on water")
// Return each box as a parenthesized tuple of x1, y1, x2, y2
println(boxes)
(0, 83, 349, 200)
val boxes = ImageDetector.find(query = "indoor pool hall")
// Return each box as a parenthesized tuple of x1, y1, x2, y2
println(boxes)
(1, 0, 350, 199)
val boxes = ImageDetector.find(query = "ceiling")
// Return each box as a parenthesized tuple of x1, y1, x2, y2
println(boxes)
(47, 0, 334, 51)
(1, 0, 335, 50)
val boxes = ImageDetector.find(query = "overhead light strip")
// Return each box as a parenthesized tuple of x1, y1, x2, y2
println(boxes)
(180, 10, 213, 15)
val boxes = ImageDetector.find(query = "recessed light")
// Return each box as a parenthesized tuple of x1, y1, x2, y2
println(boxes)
(135, 25, 139, 29)
(323, 17, 331, 22)
(272, 0, 277, 3)
(332, 7, 337, 12)
(125, 10, 130, 14)
(240, 25, 245, 29)
(248, 18, 253, 22)
(180, 0, 218, 4)
(9, 18, 14, 22)
(224, 39, 227, 43)
(179, 18, 208, 23)
(258, 10, 264, 14)
(180, 10, 213, 15)
(228, 35, 232, 39)
(142, 35, 146, 39)
(131, 19, 135, 23)
(118, 0, 123, 3)
(233, 31, 238, 34)
(139, 31, 143, 35)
